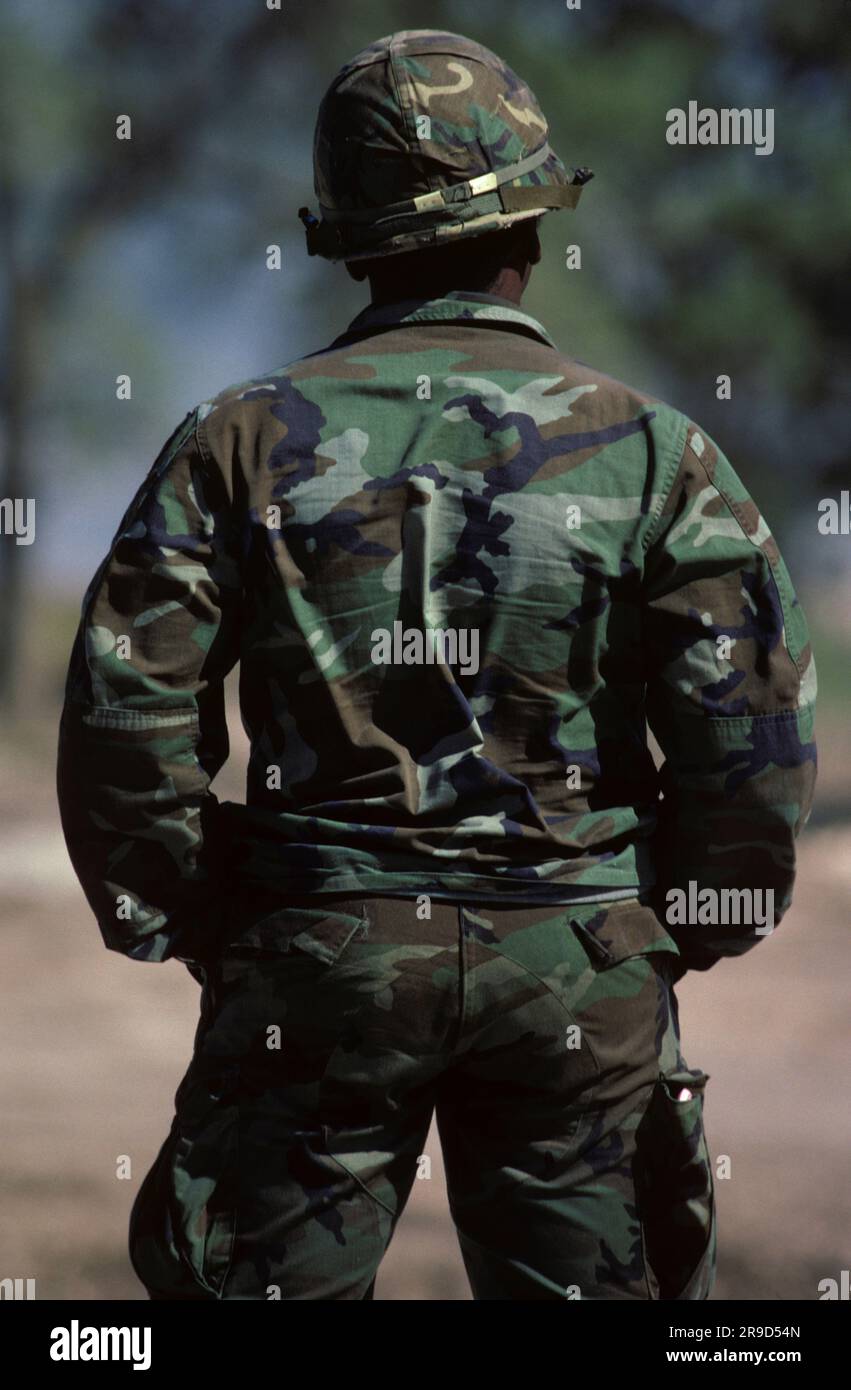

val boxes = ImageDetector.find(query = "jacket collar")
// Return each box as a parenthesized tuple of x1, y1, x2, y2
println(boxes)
(333, 290, 558, 350)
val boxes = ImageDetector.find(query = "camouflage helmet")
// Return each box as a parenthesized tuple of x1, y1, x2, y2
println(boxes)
(298, 29, 593, 262)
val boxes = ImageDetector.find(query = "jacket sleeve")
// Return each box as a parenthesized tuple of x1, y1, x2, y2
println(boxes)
(56, 406, 242, 965)
(643, 418, 817, 971)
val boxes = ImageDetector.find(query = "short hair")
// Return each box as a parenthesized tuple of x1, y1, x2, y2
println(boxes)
(351, 217, 540, 293)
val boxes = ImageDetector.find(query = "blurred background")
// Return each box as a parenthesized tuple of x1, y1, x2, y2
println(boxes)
(1, 0, 849, 1300)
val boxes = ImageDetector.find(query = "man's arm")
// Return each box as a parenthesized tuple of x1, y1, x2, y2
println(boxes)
(56, 406, 242, 966)
(643, 419, 817, 971)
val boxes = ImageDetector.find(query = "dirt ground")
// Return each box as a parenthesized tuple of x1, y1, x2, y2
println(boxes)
(1, 712, 848, 1302)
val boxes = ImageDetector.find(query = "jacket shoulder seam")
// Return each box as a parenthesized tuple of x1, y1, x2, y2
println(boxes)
(641, 411, 690, 552)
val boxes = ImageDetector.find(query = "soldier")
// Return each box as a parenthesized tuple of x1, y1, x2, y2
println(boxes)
(57, 30, 816, 1300)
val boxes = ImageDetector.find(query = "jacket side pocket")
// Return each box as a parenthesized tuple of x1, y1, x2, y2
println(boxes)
(634, 1066, 716, 1300)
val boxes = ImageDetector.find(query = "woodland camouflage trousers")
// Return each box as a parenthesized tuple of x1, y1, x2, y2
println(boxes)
(129, 892, 717, 1301)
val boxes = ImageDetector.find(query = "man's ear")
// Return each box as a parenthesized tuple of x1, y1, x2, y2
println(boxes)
(528, 219, 543, 266)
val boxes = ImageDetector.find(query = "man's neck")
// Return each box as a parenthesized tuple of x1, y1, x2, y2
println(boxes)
(367, 265, 527, 308)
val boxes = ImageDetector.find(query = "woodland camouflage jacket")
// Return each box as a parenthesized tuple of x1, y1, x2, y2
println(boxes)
(56, 291, 817, 971)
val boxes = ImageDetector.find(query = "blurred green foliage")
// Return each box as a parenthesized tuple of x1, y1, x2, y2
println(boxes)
(3, 0, 848, 477)
(0, 0, 848, 712)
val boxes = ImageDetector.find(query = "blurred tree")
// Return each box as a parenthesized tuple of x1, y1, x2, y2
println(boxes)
(0, 0, 324, 711)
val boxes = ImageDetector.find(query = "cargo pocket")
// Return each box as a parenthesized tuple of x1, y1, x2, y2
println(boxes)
(634, 1066, 716, 1300)
(168, 1059, 241, 1297)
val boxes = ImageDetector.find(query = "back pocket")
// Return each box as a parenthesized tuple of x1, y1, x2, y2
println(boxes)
(634, 1066, 716, 1300)
(568, 898, 683, 972)
(221, 894, 371, 966)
